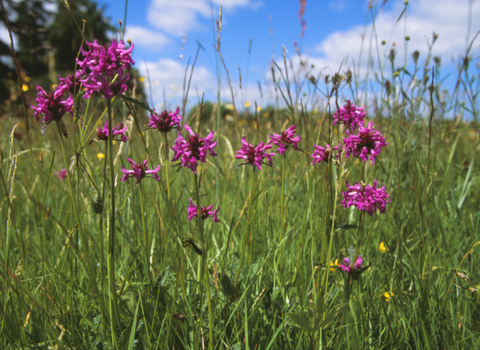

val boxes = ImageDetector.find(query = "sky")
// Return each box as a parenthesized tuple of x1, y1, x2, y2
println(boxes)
(4, 0, 480, 110)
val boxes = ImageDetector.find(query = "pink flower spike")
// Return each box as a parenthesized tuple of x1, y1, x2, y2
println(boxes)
(333, 100, 366, 131)
(268, 125, 301, 155)
(343, 121, 388, 164)
(311, 143, 341, 164)
(188, 198, 220, 223)
(147, 107, 181, 134)
(96, 121, 128, 142)
(31, 85, 74, 124)
(171, 124, 217, 174)
(54, 168, 67, 180)
(341, 179, 390, 216)
(338, 255, 363, 273)
(235, 136, 275, 170)
(120, 158, 160, 184)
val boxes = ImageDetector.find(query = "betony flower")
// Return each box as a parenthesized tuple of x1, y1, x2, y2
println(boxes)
(338, 255, 363, 273)
(54, 168, 67, 180)
(31, 85, 74, 124)
(171, 125, 217, 174)
(341, 179, 390, 216)
(343, 121, 387, 164)
(333, 100, 366, 131)
(96, 121, 128, 142)
(57, 74, 80, 95)
(187, 198, 219, 223)
(147, 107, 181, 134)
(76, 39, 134, 99)
(268, 125, 301, 155)
(120, 158, 160, 184)
(311, 143, 341, 164)
(235, 136, 275, 170)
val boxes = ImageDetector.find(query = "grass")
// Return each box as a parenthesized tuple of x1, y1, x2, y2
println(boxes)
(1, 2, 480, 350)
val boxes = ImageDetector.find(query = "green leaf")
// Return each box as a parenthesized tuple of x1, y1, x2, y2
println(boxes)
(286, 311, 314, 332)
(120, 95, 153, 112)
(127, 300, 140, 350)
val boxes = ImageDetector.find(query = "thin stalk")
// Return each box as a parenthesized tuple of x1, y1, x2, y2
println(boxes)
(106, 99, 120, 346)
(139, 182, 152, 282)
(163, 134, 171, 202)
(194, 173, 206, 346)
(279, 153, 286, 265)
(235, 167, 255, 286)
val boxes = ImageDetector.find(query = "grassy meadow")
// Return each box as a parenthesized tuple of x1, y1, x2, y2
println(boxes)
(1, 3, 480, 350)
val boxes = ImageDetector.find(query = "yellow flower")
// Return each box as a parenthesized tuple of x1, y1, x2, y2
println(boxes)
(244, 101, 250, 108)
(22, 84, 29, 92)
(379, 242, 388, 253)
(329, 259, 339, 272)
(24, 76, 31, 82)
(112, 140, 116, 145)
(256, 106, 262, 112)
(139, 77, 145, 82)
(263, 112, 270, 118)
(383, 291, 394, 302)
(97, 153, 105, 159)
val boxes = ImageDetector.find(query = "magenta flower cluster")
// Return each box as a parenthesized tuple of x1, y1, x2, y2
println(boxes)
(341, 180, 390, 216)
(188, 198, 219, 223)
(338, 255, 363, 273)
(268, 125, 301, 155)
(343, 121, 388, 165)
(236, 137, 275, 170)
(333, 100, 366, 131)
(171, 125, 217, 174)
(31, 84, 73, 125)
(77, 39, 134, 99)
(147, 107, 181, 134)
(120, 158, 161, 184)
(96, 121, 128, 142)
(311, 143, 341, 164)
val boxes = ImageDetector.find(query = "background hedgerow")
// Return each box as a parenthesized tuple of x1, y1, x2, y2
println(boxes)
(0, 1, 479, 349)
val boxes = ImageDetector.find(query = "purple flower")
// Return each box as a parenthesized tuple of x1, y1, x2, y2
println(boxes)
(120, 158, 160, 184)
(31, 85, 73, 124)
(96, 121, 128, 142)
(147, 107, 181, 134)
(76, 39, 134, 99)
(338, 255, 363, 273)
(235, 136, 275, 170)
(343, 121, 387, 164)
(57, 74, 80, 95)
(171, 125, 217, 174)
(268, 125, 301, 155)
(188, 198, 219, 223)
(311, 143, 341, 164)
(333, 100, 366, 131)
(54, 168, 67, 180)
(341, 179, 390, 216)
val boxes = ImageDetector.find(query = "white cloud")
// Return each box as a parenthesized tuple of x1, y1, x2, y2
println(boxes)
(147, 0, 262, 36)
(124, 26, 170, 51)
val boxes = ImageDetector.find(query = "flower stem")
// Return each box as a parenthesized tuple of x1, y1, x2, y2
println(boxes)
(139, 182, 152, 282)
(280, 152, 286, 265)
(106, 99, 120, 345)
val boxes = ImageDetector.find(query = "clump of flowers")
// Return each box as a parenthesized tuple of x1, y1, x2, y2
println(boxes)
(76, 39, 134, 99)
(269, 125, 301, 154)
(311, 143, 341, 164)
(57, 74, 80, 95)
(95, 121, 128, 142)
(236, 136, 275, 170)
(382, 291, 394, 302)
(54, 168, 67, 180)
(341, 179, 390, 216)
(147, 107, 181, 134)
(188, 198, 219, 223)
(31, 85, 73, 126)
(120, 158, 160, 184)
(333, 100, 366, 131)
(338, 255, 363, 274)
(343, 121, 388, 164)
(171, 125, 217, 174)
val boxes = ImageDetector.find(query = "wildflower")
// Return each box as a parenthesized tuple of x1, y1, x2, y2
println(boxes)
(333, 100, 366, 131)
(329, 259, 339, 272)
(311, 143, 341, 164)
(338, 255, 363, 274)
(97, 153, 105, 159)
(57, 73, 80, 95)
(382, 291, 394, 302)
(76, 39, 134, 99)
(269, 125, 301, 155)
(342, 179, 390, 216)
(95, 121, 128, 142)
(379, 242, 388, 253)
(120, 158, 160, 184)
(235, 136, 275, 170)
(171, 125, 217, 174)
(343, 121, 387, 164)
(31, 85, 73, 125)
(188, 198, 219, 223)
(54, 168, 67, 180)
(147, 107, 181, 134)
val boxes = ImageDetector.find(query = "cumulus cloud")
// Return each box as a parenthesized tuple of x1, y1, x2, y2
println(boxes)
(124, 26, 170, 51)
(146, 0, 262, 36)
